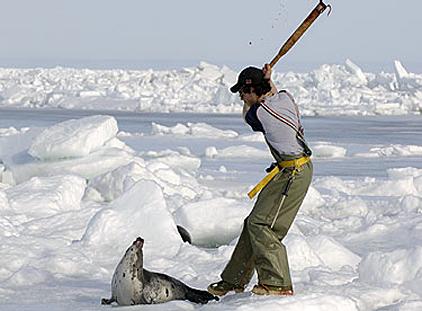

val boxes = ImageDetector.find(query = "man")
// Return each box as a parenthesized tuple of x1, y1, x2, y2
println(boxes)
(208, 64, 313, 296)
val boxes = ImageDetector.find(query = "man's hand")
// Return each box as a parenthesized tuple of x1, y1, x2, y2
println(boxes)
(262, 63, 272, 80)
(262, 63, 277, 96)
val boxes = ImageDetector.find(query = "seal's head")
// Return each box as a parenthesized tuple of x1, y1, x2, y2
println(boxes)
(122, 237, 144, 271)
(133, 237, 144, 249)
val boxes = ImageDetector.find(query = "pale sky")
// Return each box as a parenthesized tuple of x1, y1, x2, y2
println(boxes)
(0, 0, 420, 72)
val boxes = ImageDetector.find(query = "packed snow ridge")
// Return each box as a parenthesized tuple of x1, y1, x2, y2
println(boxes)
(0, 60, 421, 115)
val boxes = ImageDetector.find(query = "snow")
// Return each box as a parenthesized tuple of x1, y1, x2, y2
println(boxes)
(1, 60, 422, 116)
(5, 175, 86, 218)
(0, 61, 421, 310)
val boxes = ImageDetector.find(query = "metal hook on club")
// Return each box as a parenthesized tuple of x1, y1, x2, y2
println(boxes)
(325, 4, 332, 16)
(319, 0, 332, 16)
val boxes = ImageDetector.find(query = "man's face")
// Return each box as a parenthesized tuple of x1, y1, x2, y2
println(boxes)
(239, 86, 260, 106)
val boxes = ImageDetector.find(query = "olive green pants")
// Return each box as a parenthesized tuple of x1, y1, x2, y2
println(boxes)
(221, 161, 313, 289)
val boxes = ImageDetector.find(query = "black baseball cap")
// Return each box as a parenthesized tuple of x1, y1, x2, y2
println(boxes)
(230, 66, 265, 93)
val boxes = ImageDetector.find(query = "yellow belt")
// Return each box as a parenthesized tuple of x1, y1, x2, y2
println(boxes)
(247, 156, 311, 199)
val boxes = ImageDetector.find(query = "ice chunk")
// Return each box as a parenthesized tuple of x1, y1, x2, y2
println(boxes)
(28, 115, 118, 160)
(205, 145, 269, 159)
(0, 127, 23, 137)
(356, 176, 416, 197)
(221, 65, 237, 86)
(285, 234, 324, 270)
(0, 118, 134, 184)
(204, 146, 218, 158)
(238, 133, 265, 142)
(10, 146, 135, 184)
(286, 234, 360, 271)
(151, 122, 189, 135)
(144, 150, 201, 171)
(308, 236, 361, 270)
(197, 61, 223, 81)
(88, 160, 155, 202)
(151, 122, 238, 138)
(303, 186, 326, 208)
(311, 143, 347, 158)
(174, 197, 249, 247)
(369, 144, 422, 157)
(359, 247, 422, 286)
(345, 59, 368, 85)
(189, 122, 238, 138)
(394, 60, 409, 80)
(80, 180, 182, 258)
(387, 167, 422, 179)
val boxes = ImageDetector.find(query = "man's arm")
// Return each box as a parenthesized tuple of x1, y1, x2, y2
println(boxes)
(263, 64, 278, 96)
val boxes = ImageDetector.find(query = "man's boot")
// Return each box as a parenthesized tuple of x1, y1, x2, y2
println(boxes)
(207, 280, 245, 296)
(251, 283, 294, 296)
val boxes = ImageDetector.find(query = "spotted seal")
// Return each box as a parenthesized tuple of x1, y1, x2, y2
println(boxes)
(101, 237, 218, 305)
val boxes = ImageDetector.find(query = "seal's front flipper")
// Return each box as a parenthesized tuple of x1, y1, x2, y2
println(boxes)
(185, 288, 219, 304)
(177, 225, 192, 244)
(101, 297, 115, 305)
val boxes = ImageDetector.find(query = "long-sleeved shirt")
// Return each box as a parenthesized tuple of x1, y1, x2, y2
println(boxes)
(244, 90, 311, 162)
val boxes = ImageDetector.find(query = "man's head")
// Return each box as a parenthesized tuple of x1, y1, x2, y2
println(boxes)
(230, 67, 272, 101)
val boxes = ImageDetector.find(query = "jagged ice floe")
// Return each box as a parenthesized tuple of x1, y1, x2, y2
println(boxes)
(0, 60, 421, 115)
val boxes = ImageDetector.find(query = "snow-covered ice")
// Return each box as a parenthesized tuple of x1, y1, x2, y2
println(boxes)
(28, 115, 119, 160)
(151, 122, 239, 138)
(1, 60, 422, 116)
(0, 61, 422, 310)
(174, 197, 249, 247)
(80, 180, 182, 260)
(0, 116, 134, 184)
